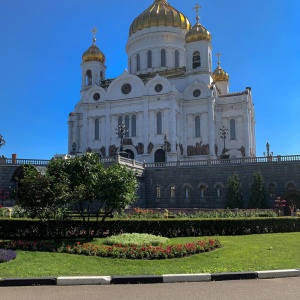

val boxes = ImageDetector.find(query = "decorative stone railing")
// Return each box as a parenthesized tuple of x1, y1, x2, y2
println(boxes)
(2, 155, 300, 169)
(144, 155, 300, 168)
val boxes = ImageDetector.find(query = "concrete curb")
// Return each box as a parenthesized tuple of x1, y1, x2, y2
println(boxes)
(256, 269, 300, 279)
(1, 270, 300, 286)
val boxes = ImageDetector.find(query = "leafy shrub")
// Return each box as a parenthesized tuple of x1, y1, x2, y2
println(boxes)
(0, 249, 17, 263)
(104, 233, 169, 246)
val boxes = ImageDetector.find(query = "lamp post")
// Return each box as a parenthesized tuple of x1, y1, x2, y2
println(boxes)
(0, 134, 5, 151)
(115, 123, 128, 156)
(219, 126, 229, 158)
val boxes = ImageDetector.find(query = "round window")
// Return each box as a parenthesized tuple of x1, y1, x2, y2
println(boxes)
(121, 83, 132, 95)
(193, 89, 201, 97)
(155, 84, 163, 93)
(93, 93, 100, 101)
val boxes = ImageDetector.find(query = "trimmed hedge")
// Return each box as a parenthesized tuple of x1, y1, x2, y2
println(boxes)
(1, 217, 300, 239)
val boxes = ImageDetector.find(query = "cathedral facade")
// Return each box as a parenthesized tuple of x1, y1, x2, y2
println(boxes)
(68, 0, 256, 163)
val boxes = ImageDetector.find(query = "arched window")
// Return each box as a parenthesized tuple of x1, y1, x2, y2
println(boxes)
(125, 115, 129, 137)
(230, 119, 236, 140)
(195, 116, 201, 138)
(161, 49, 166, 67)
(100, 71, 103, 81)
(131, 114, 137, 137)
(86, 70, 92, 85)
(147, 50, 152, 68)
(118, 116, 123, 125)
(156, 186, 161, 199)
(209, 53, 212, 72)
(175, 50, 179, 68)
(200, 185, 206, 198)
(136, 54, 140, 72)
(185, 185, 191, 199)
(269, 184, 275, 198)
(95, 118, 100, 140)
(157, 112, 162, 135)
(193, 51, 201, 69)
(170, 186, 176, 199)
(129, 58, 132, 73)
(216, 185, 222, 198)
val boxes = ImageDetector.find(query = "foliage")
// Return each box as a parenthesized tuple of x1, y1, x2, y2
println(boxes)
(16, 154, 138, 240)
(113, 209, 277, 219)
(0, 238, 221, 260)
(1, 217, 300, 239)
(17, 164, 69, 220)
(0, 249, 17, 263)
(248, 171, 268, 209)
(104, 233, 169, 246)
(225, 173, 244, 208)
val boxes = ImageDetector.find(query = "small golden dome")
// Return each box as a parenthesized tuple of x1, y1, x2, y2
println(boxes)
(129, 0, 191, 37)
(82, 44, 105, 63)
(185, 22, 212, 43)
(213, 66, 229, 82)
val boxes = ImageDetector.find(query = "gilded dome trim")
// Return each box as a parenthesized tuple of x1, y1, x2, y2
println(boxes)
(212, 66, 229, 82)
(185, 22, 212, 43)
(82, 44, 106, 63)
(129, 0, 191, 37)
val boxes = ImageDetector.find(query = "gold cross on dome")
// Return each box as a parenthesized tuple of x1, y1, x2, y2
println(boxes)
(193, 3, 202, 23)
(215, 52, 222, 67)
(91, 27, 98, 44)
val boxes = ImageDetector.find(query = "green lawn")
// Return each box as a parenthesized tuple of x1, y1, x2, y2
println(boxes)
(0, 233, 299, 278)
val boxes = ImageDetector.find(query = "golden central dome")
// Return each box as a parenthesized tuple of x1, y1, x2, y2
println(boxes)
(213, 66, 229, 82)
(129, 0, 191, 37)
(82, 44, 106, 63)
(185, 22, 212, 43)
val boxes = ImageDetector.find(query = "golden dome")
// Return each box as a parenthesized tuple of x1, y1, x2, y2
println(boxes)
(185, 22, 212, 43)
(129, 0, 191, 37)
(212, 66, 229, 82)
(82, 44, 105, 63)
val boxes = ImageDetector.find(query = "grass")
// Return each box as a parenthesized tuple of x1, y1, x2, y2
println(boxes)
(0, 233, 299, 278)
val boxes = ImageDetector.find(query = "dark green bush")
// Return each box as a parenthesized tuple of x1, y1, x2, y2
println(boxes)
(1, 217, 300, 239)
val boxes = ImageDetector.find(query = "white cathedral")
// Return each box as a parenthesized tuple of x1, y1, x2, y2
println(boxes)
(68, 0, 256, 163)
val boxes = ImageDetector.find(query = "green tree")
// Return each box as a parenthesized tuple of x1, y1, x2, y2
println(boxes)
(17, 153, 138, 240)
(248, 171, 268, 209)
(225, 173, 244, 209)
(17, 164, 69, 220)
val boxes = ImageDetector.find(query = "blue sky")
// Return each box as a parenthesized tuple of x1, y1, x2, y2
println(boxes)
(0, 0, 299, 159)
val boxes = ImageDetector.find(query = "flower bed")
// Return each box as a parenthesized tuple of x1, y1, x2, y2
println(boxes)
(0, 239, 221, 260)
(0, 249, 17, 263)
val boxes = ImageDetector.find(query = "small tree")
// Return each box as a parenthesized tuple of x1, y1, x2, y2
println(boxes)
(248, 171, 268, 209)
(17, 153, 138, 240)
(17, 164, 69, 220)
(225, 172, 244, 209)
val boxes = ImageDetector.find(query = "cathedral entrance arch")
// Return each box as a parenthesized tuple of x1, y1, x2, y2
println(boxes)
(125, 149, 134, 159)
(283, 191, 300, 216)
(154, 149, 165, 163)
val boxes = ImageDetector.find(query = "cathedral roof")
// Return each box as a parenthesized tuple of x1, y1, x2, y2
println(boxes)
(185, 4, 211, 43)
(212, 66, 229, 82)
(185, 22, 212, 43)
(129, 0, 191, 37)
(82, 28, 105, 63)
(82, 45, 105, 63)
